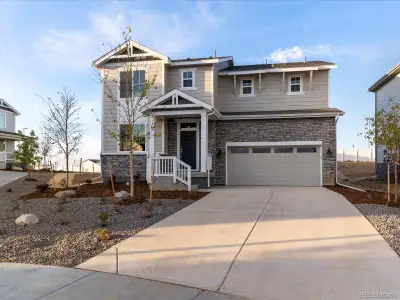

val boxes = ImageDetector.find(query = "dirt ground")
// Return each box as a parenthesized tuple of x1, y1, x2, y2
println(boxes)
(21, 182, 208, 203)
(338, 161, 375, 179)
(326, 185, 397, 206)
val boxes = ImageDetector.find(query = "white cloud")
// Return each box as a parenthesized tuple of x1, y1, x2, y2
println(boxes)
(35, 2, 227, 70)
(34, 29, 94, 70)
(267, 44, 333, 63)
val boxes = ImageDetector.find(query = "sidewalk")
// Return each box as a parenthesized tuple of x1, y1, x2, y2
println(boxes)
(0, 263, 246, 300)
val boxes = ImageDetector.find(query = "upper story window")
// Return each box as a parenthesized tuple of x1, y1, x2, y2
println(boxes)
(288, 75, 303, 94)
(0, 113, 6, 128)
(180, 69, 196, 90)
(119, 69, 146, 98)
(240, 79, 254, 97)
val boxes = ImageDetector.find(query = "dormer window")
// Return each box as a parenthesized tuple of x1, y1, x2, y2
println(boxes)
(240, 79, 254, 97)
(288, 75, 304, 94)
(180, 69, 196, 90)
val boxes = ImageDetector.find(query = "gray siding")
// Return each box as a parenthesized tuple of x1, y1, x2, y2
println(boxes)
(102, 62, 163, 153)
(218, 70, 329, 112)
(166, 65, 213, 105)
(0, 109, 16, 133)
(376, 74, 400, 111)
(213, 61, 231, 112)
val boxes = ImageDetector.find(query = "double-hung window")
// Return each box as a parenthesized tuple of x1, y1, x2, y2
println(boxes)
(240, 79, 254, 96)
(119, 69, 146, 98)
(119, 123, 146, 152)
(288, 75, 303, 94)
(180, 69, 196, 89)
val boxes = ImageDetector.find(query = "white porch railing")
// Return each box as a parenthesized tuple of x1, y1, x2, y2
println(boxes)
(149, 156, 192, 191)
(0, 152, 14, 162)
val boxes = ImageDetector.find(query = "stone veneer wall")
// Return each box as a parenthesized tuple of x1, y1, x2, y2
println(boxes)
(214, 117, 337, 186)
(101, 154, 147, 184)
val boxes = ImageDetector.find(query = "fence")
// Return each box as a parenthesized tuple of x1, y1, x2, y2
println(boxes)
(337, 149, 375, 162)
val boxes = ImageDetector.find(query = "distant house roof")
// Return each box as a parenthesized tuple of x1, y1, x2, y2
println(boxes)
(0, 99, 21, 115)
(368, 63, 400, 92)
(219, 61, 336, 75)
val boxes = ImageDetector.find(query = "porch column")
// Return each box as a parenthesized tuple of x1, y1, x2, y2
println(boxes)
(147, 115, 155, 183)
(201, 111, 208, 172)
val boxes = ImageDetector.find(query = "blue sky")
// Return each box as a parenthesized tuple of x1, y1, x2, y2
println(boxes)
(1, 0, 399, 162)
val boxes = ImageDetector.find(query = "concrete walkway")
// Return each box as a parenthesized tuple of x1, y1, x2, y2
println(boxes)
(78, 186, 400, 300)
(0, 263, 246, 300)
(0, 171, 26, 187)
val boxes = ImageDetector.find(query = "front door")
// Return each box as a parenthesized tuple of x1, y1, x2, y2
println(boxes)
(180, 131, 197, 169)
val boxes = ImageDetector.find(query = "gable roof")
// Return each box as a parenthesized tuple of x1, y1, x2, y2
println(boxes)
(368, 63, 400, 92)
(0, 99, 20, 115)
(142, 89, 212, 114)
(93, 40, 170, 67)
(219, 61, 336, 75)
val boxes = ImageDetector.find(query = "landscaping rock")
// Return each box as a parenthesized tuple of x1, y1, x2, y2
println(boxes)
(115, 190, 130, 202)
(15, 214, 39, 226)
(55, 190, 76, 199)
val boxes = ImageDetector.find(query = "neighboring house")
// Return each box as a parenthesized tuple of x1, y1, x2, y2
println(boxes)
(368, 62, 400, 177)
(0, 99, 21, 169)
(94, 40, 343, 189)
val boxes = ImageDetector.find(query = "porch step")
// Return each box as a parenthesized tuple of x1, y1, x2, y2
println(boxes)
(152, 177, 197, 191)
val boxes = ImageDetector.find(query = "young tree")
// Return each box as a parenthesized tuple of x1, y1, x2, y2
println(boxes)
(40, 87, 83, 188)
(39, 134, 52, 168)
(14, 130, 41, 179)
(361, 100, 400, 205)
(91, 26, 158, 198)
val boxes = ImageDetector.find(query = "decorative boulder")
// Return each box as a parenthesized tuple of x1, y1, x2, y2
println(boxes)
(55, 190, 76, 199)
(15, 214, 39, 226)
(115, 190, 130, 202)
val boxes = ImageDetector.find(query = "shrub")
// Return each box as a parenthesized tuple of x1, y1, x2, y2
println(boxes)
(6, 188, 12, 192)
(140, 201, 153, 218)
(98, 212, 109, 226)
(95, 228, 110, 241)
(59, 178, 67, 188)
(36, 183, 50, 194)
(59, 218, 70, 226)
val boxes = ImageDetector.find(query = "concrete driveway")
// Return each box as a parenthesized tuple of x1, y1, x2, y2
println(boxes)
(0, 171, 27, 187)
(79, 187, 400, 300)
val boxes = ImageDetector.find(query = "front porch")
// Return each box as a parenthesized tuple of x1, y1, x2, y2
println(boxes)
(0, 132, 20, 169)
(143, 89, 215, 190)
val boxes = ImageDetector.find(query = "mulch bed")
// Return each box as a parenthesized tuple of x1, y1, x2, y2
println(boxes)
(326, 185, 399, 207)
(20, 182, 208, 204)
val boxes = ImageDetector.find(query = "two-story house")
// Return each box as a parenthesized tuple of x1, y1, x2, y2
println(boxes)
(368, 62, 400, 178)
(0, 98, 21, 169)
(94, 40, 343, 189)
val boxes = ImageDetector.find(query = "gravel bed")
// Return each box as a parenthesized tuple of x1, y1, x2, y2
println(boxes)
(355, 204, 400, 256)
(0, 189, 194, 267)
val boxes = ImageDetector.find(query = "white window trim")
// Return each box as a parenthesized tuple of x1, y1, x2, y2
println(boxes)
(287, 74, 305, 95)
(0, 113, 6, 129)
(239, 78, 255, 97)
(180, 68, 197, 91)
(117, 67, 149, 101)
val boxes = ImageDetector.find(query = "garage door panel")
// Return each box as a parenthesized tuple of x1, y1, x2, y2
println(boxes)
(227, 145, 321, 186)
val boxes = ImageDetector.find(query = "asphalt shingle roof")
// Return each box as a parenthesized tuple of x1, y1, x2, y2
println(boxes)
(220, 61, 336, 73)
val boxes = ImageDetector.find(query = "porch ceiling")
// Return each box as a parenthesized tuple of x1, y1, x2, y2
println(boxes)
(0, 131, 22, 141)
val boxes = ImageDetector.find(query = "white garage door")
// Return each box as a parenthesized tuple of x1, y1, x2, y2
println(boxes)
(227, 143, 322, 186)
